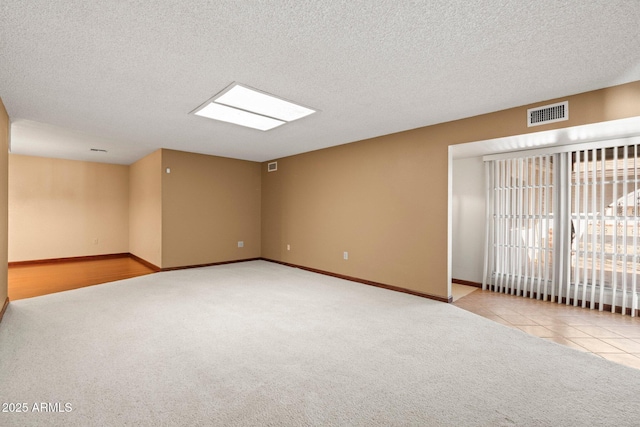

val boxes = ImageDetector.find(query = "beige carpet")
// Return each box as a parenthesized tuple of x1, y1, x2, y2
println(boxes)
(1, 260, 639, 426)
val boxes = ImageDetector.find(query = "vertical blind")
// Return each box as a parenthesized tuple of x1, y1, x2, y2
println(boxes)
(483, 138, 639, 316)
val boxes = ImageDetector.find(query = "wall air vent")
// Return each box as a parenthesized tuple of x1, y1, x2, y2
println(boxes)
(267, 161, 277, 172)
(527, 101, 568, 127)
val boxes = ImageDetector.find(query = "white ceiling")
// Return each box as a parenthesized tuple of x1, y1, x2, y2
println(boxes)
(1, 1, 640, 165)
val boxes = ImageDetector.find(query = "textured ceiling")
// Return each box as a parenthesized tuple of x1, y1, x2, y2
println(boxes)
(1, 1, 640, 164)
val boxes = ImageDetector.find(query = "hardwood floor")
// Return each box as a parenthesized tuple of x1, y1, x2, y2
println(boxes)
(8, 256, 157, 300)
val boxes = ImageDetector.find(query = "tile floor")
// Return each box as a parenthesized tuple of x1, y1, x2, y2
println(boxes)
(452, 284, 640, 370)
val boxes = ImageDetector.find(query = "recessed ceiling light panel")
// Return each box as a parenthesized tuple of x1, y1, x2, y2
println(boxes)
(194, 103, 285, 131)
(215, 84, 315, 122)
(191, 83, 316, 131)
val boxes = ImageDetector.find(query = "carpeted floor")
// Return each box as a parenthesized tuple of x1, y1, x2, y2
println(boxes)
(1, 260, 639, 426)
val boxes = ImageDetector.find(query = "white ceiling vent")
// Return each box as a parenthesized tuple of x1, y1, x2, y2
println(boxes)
(527, 101, 568, 127)
(267, 161, 277, 172)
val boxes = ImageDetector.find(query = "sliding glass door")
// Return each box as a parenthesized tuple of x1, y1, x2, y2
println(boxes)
(484, 138, 639, 316)
(486, 155, 555, 299)
(568, 145, 639, 312)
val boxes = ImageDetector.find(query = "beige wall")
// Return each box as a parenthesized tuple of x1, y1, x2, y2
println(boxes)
(161, 149, 261, 269)
(8, 154, 129, 262)
(262, 81, 640, 299)
(129, 150, 162, 268)
(7, 147, 261, 270)
(0, 99, 9, 307)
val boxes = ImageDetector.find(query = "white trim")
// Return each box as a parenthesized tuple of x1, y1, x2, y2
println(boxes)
(483, 136, 640, 162)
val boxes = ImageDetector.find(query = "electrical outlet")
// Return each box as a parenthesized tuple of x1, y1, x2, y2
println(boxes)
(238, 241, 244, 248)
(287, 244, 290, 251)
(343, 251, 348, 260)
(93, 238, 99, 245)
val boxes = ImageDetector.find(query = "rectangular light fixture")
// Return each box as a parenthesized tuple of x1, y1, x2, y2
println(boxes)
(191, 83, 316, 131)
(215, 84, 315, 122)
(194, 103, 285, 131)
